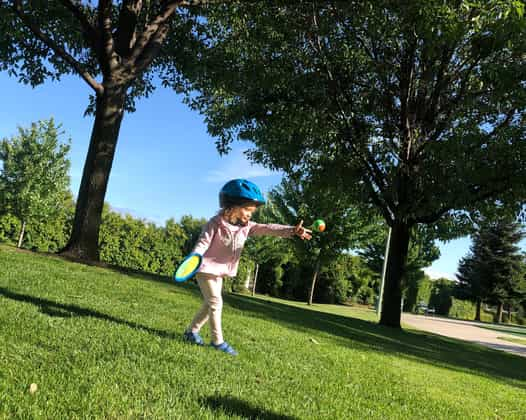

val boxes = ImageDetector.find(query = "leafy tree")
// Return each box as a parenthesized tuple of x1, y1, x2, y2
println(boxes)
(456, 232, 489, 320)
(482, 220, 526, 322)
(360, 223, 441, 299)
(404, 270, 428, 312)
(0, 213, 22, 244)
(243, 194, 297, 297)
(179, 214, 207, 255)
(99, 206, 187, 275)
(266, 177, 376, 304)
(0, 119, 71, 248)
(178, 0, 526, 327)
(429, 278, 455, 315)
(0, 0, 217, 260)
(414, 274, 434, 311)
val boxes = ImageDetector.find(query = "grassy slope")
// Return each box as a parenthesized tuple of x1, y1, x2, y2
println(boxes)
(0, 245, 525, 419)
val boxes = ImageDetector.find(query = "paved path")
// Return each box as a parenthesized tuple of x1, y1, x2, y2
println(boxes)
(402, 313, 526, 358)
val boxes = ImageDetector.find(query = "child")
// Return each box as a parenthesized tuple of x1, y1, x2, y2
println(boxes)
(183, 179, 312, 356)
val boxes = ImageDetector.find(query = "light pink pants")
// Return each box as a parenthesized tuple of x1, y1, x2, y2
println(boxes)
(189, 273, 224, 344)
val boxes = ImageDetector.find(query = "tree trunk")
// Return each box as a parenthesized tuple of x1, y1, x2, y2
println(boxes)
(379, 221, 411, 328)
(475, 299, 481, 321)
(496, 301, 503, 323)
(61, 82, 127, 261)
(17, 221, 26, 248)
(308, 259, 320, 306)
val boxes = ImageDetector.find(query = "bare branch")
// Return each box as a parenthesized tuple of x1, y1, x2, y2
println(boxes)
(13, 0, 103, 95)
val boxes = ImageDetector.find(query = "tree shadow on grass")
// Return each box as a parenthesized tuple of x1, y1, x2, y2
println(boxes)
(201, 395, 299, 420)
(0, 287, 178, 340)
(224, 293, 526, 389)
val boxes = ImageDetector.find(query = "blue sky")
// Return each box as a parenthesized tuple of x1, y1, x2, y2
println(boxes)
(0, 71, 521, 280)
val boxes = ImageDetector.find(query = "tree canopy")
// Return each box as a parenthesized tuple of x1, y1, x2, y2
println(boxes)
(0, 0, 215, 260)
(0, 119, 71, 247)
(174, 0, 526, 326)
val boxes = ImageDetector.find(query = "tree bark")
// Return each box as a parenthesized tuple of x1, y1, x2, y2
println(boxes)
(17, 221, 26, 248)
(308, 259, 320, 306)
(61, 81, 127, 261)
(475, 299, 481, 321)
(379, 221, 411, 328)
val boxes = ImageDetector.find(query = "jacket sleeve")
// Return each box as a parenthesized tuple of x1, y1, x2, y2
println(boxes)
(248, 222, 295, 238)
(192, 219, 216, 255)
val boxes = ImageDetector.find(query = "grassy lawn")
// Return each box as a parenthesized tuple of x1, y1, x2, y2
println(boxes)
(478, 323, 526, 338)
(1, 244, 525, 419)
(498, 336, 526, 346)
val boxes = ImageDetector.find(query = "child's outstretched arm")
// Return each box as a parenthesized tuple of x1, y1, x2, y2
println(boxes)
(293, 220, 312, 240)
(249, 220, 312, 240)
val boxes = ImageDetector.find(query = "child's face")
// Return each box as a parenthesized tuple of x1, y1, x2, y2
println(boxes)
(233, 204, 258, 225)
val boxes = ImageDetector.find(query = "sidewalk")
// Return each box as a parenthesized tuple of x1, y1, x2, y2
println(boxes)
(402, 313, 526, 358)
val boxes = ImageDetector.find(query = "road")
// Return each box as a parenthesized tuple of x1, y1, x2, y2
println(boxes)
(402, 313, 526, 358)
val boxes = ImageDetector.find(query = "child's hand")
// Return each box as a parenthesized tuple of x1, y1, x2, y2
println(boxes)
(294, 220, 312, 240)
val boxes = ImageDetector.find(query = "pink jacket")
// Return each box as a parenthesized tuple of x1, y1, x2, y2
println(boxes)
(192, 214, 295, 277)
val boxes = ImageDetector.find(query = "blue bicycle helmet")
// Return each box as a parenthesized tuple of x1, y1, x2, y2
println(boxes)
(219, 179, 266, 208)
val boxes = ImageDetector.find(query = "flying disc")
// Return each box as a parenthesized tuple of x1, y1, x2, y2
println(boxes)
(174, 253, 202, 283)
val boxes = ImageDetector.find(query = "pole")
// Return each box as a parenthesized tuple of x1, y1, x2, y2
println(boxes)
(252, 263, 259, 296)
(377, 227, 392, 319)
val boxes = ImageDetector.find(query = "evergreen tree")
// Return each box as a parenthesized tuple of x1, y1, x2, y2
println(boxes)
(483, 221, 526, 322)
(456, 231, 489, 321)
(456, 219, 526, 323)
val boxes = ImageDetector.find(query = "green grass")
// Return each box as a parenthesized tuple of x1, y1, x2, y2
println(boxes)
(478, 323, 526, 338)
(1, 244, 525, 419)
(498, 336, 526, 346)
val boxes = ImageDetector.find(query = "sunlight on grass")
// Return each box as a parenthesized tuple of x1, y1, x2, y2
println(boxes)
(1, 244, 525, 419)
(498, 336, 526, 346)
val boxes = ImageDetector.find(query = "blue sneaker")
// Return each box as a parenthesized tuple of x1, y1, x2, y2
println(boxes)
(183, 330, 204, 345)
(211, 341, 238, 356)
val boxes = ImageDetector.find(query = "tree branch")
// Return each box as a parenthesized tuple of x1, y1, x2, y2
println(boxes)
(59, 0, 101, 55)
(413, 205, 451, 225)
(115, 0, 143, 57)
(414, 179, 511, 224)
(415, 58, 481, 157)
(366, 180, 395, 224)
(399, 33, 417, 162)
(129, 0, 180, 65)
(488, 109, 516, 138)
(306, 6, 397, 219)
(98, 0, 115, 72)
(134, 24, 170, 74)
(13, 0, 103, 95)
